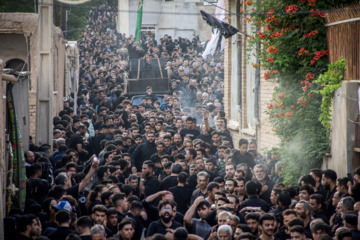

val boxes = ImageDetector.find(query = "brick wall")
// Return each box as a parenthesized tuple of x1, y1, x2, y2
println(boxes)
(258, 76, 280, 152)
(223, 1, 280, 153)
(223, 0, 232, 119)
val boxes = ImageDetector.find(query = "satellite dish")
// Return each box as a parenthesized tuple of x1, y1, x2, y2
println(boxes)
(57, 0, 91, 5)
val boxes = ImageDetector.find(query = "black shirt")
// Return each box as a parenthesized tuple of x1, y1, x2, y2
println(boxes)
(66, 184, 80, 202)
(80, 235, 92, 240)
(325, 186, 336, 218)
(132, 142, 157, 172)
(119, 212, 143, 240)
(146, 219, 182, 238)
(240, 195, 270, 212)
(169, 185, 193, 215)
(160, 175, 178, 190)
(15, 234, 33, 240)
(144, 175, 160, 198)
(69, 133, 83, 151)
(48, 227, 78, 240)
(180, 128, 200, 140)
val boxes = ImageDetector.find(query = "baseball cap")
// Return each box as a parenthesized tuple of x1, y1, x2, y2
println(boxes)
(53, 201, 72, 212)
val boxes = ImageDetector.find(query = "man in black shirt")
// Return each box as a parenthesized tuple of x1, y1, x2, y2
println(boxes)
(132, 131, 157, 172)
(169, 172, 193, 215)
(119, 201, 144, 240)
(68, 124, 89, 163)
(16, 214, 41, 240)
(322, 169, 337, 218)
(146, 200, 182, 239)
(48, 211, 78, 240)
(140, 160, 160, 198)
(180, 117, 200, 140)
(160, 163, 181, 190)
(240, 181, 270, 212)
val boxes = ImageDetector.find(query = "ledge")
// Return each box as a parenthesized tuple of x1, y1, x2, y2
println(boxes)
(228, 119, 240, 131)
(241, 128, 256, 137)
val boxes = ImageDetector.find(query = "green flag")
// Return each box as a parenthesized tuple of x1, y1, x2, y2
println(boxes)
(135, 0, 144, 44)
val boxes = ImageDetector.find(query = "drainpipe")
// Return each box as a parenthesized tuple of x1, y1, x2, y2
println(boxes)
(254, 28, 260, 140)
(237, 37, 242, 130)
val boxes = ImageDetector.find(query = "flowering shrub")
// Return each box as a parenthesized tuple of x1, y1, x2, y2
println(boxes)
(246, 0, 355, 184)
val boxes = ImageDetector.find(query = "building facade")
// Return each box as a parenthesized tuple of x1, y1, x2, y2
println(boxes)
(222, 0, 280, 152)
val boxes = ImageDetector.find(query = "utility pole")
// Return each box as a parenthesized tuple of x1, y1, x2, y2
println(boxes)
(36, 0, 54, 148)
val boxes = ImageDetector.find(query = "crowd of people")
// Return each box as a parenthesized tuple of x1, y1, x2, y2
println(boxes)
(6, 3, 360, 240)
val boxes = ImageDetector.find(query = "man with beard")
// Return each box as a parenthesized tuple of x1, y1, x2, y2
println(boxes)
(91, 205, 113, 238)
(205, 182, 220, 204)
(225, 179, 237, 194)
(227, 195, 246, 224)
(132, 131, 157, 172)
(245, 213, 261, 239)
(146, 200, 182, 239)
(274, 209, 297, 240)
(295, 200, 312, 236)
(188, 157, 216, 190)
(255, 214, 276, 240)
(236, 177, 248, 202)
(224, 163, 236, 179)
(322, 169, 337, 218)
(309, 194, 329, 224)
(190, 171, 209, 204)
(68, 124, 89, 163)
(253, 164, 274, 204)
(140, 160, 160, 199)
(17, 214, 41, 240)
(184, 196, 212, 239)
(170, 134, 186, 157)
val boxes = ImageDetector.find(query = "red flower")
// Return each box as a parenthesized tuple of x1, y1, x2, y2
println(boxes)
(257, 30, 266, 39)
(275, 31, 283, 38)
(301, 0, 306, 2)
(308, 0, 316, 5)
(245, 0, 250, 5)
(265, 25, 273, 31)
(267, 46, 278, 54)
(279, 111, 284, 117)
(286, 112, 292, 117)
(267, 9, 274, 15)
(290, 105, 295, 110)
(266, 58, 274, 63)
(277, 93, 285, 99)
(286, 4, 298, 13)
(305, 50, 308, 53)
(264, 71, 270, 80)
(265, 15, 275, 22)
(311, 60, 315, 65)
(298, 47, 305, 55)
(271, 69, 278, 74)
